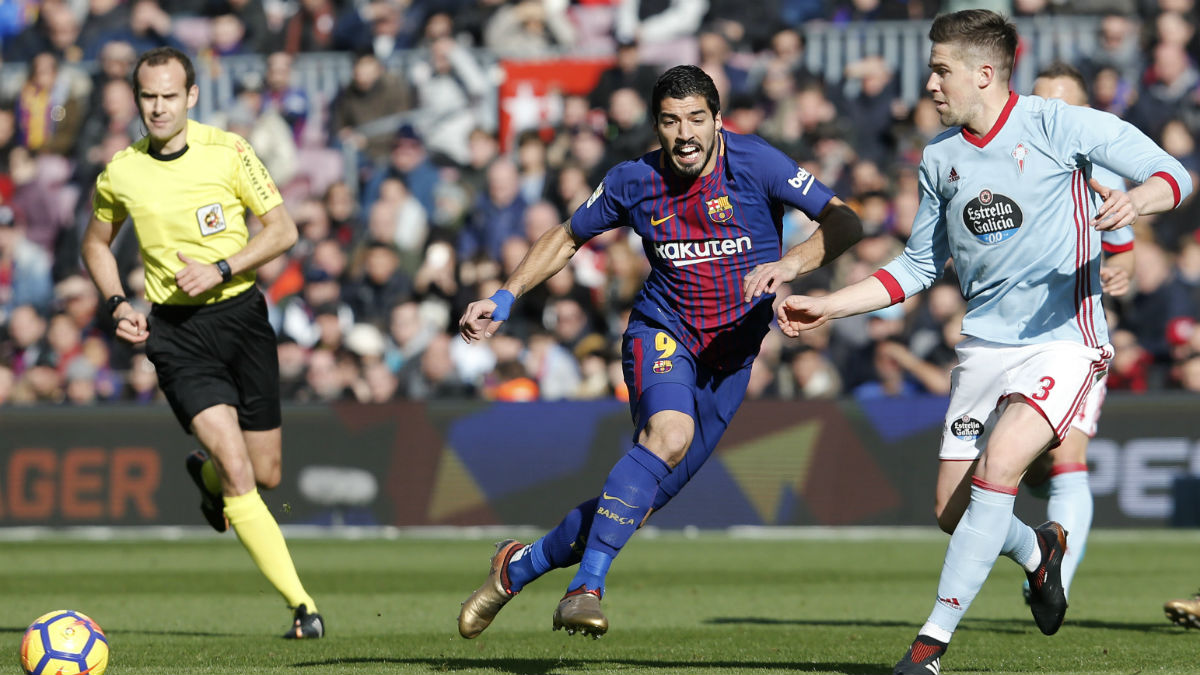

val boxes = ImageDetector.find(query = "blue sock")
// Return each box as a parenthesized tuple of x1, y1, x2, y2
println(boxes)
(1048, 470, 1091, 599)
(506, 498, 597, 592)
(999, 514, 1038, 571)
(567, 444, 670, 594)
(925, 480, 1016, 640)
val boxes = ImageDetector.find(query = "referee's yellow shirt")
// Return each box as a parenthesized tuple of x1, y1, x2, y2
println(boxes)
(93, 120, 284, 305)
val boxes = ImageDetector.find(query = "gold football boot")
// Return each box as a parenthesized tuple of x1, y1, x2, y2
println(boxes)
(1165, 592, 1200, 629)
(457, 539, 523, 638)
(552, 586, 608, 638)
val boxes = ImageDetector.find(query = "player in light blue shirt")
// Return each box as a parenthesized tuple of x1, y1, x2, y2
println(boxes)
(776, 11, 1190, 675)
(1018, 59, 1136, 614)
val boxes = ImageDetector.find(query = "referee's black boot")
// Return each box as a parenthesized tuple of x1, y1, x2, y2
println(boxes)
(185, 449, 229, 532)
(283, 604, 325, 639)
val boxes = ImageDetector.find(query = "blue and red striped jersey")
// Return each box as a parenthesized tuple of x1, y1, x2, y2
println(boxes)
(570, 129, 835, 370)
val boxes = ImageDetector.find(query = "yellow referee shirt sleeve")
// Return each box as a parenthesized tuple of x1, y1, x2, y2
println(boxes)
(92, 168, 127, 223)
(229, 134, 284, 217)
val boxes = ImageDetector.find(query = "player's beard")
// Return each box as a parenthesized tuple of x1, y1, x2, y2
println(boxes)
(668, 135, 715, 179)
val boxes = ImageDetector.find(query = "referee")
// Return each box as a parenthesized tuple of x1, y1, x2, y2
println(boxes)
(82, 47, 323, 639)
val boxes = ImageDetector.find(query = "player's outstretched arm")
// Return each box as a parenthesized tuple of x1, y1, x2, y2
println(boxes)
(82, 214, 148, 344)
(777, 275, 893, 337)
(459, 222, 581, 343)
(742, 197, 862, 302)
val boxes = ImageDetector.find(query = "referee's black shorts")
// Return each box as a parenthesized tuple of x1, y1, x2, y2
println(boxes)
(145, 286, 282, 433)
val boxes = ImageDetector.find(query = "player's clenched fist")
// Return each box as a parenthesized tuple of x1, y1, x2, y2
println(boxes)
(776, 295, 831, 337)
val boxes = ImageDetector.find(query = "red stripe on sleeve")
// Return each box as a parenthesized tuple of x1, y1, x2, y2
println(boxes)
(871, 269, 906, 305)
(1101, 241, 1134, 254)
(971, 475, 1019, 495)
(1152, 171, 1182, 208)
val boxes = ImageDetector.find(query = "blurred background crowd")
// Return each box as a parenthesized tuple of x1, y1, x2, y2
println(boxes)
(1, 0, 1199, 407)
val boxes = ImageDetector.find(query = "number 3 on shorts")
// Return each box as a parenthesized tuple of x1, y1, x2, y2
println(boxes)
(655, 332, 676, 359)
(1031, 376, 1055, 401)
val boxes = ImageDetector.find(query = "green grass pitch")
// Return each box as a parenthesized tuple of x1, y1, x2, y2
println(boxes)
(3, 530, 1198, 674)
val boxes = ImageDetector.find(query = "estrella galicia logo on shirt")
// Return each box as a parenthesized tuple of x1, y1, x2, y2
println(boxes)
(653, 236, 752, 267)
(196, 203, 227, 236)
(962, 189, 1022, 244)
(706, 195, 733, 222)
(951, 415, 984, 441)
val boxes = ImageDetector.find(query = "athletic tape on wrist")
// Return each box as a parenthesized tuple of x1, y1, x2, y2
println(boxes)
(488, 289, 515, 321)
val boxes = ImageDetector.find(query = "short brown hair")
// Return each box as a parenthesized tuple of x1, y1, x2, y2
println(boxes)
(1035, 61, 1088, 98)
(929, 9, 1018, 82)
(131, 46, 195, 98)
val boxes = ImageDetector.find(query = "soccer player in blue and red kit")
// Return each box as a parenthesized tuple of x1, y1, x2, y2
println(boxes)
(456, 65, 863, 638)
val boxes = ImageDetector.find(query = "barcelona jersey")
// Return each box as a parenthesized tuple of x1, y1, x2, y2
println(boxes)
(570, 129, 835, 370)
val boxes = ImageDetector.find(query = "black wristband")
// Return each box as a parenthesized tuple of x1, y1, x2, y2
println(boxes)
(215, 259, 233, 283)
(106, 294, 127, 317)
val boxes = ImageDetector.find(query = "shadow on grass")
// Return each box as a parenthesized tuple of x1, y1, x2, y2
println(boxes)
(290, 657, 890, 674)
(707, 616, 1177, 635)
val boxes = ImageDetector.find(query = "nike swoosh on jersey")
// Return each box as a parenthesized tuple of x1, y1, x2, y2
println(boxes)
(650, 214, 675, 226)
(601, 491, 639, 508)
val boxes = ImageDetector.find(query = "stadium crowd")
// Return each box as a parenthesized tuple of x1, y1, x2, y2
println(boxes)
(1, 0, 1200, 406)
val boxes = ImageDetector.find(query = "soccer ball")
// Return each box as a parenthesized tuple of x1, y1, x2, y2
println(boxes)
(19, 610, 109, 675)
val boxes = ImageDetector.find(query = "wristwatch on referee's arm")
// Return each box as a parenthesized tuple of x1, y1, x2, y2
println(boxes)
(215, 259, 233, 283)
(106, 294, 127, 318)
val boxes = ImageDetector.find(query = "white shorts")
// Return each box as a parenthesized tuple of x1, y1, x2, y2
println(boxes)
(939, 338, 1112, 461)
(1070, 371, 1108, 438)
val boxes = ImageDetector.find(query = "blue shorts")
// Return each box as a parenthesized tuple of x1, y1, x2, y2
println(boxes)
(622, 318, 753, 511)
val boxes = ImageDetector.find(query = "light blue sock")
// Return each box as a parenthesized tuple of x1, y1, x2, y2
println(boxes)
(1048, 470, 1092, 600)
(1000, 514, 1039, 571)
(925, 480, 1017, 639)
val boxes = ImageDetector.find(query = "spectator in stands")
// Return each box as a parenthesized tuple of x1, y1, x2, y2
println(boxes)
(0, 206, 53, 315)
(329, 50, 413, 165)
(4, 0, 81, 63)
(484, 0, 574, 58)
(697, 28, 750, 99)
(523, 331, 579, 400)
(485, 358, 540, 401)
(458, 158, 527, 263)
(84, 40, 137, 119)
(205, 0, 273, 54)
(613, 0, 706, 50)
(15, 51, 87, 157)
(262, 51, 311, 145)
(2, 303, 52, 377)
(843, 56, 902, 164)
(124, 352, 161, 403)
(334, 0, 423, 59)
(458, 127, 500, 200)
(208, 12, 252, 57)
(281, 0, 337, 54)
(1128, 42, 1200, 139)
(362, 358, 401, 402)
(407, 35, 491, 166)
(323, 181, 362, 245)
(298, 347, 356, 402)
(1123, 241, 1188, 380)
(412, 238, 458, 303)
(364, 176, 428, 272)
(589, 39, 660, 112)
(401, 331, 474, 399)
(221, 73, 300, 187)
(280, 267, 354, 348)
(94, 0, 186, 57)
(0, 363, 17, 405)
(364, 124, 438, 219)
(1082, 14, 1144, 88)
(515, 130, 554, 207)
(601, 87, 656, 170)
(344, 239, 413, 326)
